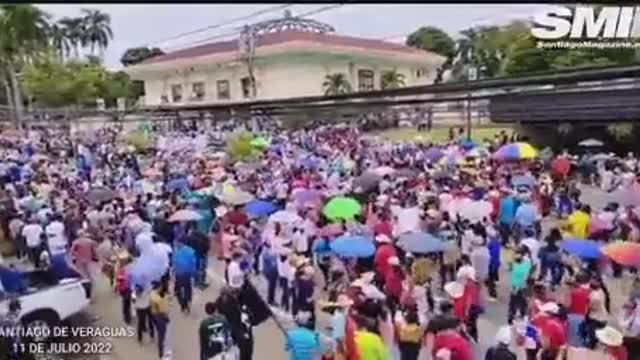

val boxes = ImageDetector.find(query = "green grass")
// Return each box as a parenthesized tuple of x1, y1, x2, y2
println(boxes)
(374, 126, 513, 144)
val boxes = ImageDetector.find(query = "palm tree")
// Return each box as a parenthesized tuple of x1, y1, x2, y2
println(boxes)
(58, 16, 84, 58)
(81, 9, 112, 56)
(380, 70, 405, 90)
(322, 73, 352, 95)
(48, 23, 70, 60)
(0, 5, 50, 127)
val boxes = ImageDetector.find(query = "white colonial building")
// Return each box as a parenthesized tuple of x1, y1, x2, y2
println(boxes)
(125, 12, 445, 107)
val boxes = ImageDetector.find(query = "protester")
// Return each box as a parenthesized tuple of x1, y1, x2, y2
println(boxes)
(199, 301, 232, 360)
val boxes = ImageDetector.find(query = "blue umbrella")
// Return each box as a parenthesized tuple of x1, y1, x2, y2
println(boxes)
(330, 235, 375, 258)
(398, 232, 451, 254)
(167, 178, 190, 193)
(511, 175, 536, 188)
(561, 239, 602, 259)
(424, 148, 445, 162)
(460, 139, 479, 149)
(245, 200, 279, 217)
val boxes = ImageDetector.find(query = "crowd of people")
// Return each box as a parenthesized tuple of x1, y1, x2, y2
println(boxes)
(0, 123, 639, 360)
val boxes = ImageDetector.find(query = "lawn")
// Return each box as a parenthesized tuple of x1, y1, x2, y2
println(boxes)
(373, 126, 513, 144)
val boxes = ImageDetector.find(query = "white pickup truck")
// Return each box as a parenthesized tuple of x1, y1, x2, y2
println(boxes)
(0, 277, 92, 341)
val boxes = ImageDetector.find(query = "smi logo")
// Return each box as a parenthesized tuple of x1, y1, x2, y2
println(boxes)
(531, 5, 640, 40)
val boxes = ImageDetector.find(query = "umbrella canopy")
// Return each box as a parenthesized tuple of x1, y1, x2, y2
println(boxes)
(397, 232, 451, 254)
(551, 157, 571, 176)
(323, 197, 362, 222)
(465, 147, 489, 158)
(560, 239, 602, 260)
(86, 187, 118, 205)
(250, 137, 271, 148)
(493, 142, 538, 161)
(373, 166, 395, 176)
(300, 156, 322, 169)
(610, 185, 640, 207)
(511, 175, 537, 188)
(579, 138, 604, 147)
(293, 189, 323, 207)
(457, 200, 493, 222)
(353, 172, 382, 193)
(602, 241, 640, 267)
(245, 200, 279, 217)
(220, 190, 255, 205)
(330, 235, 375, 258)
(269, 210, 302, 224)
(167, 178, 190, 193)
(425, 148, 445, 162)
(169, 209, 203, 222)
(459, 139, 479, 149)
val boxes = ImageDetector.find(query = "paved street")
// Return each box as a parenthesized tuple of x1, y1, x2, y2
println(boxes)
(85, 185, 630, 360)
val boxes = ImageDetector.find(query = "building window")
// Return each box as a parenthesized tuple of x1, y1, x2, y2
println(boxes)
(217, 80, 230, 100)
(170, 84, 183, 102)
(160, 95, 169, 104)
(241, 77, 251, 98)
(416, 68, 427, 78)
(380, 70, 391, 89)
(357, 69, 374, 92)
(191, 82, 205, 101)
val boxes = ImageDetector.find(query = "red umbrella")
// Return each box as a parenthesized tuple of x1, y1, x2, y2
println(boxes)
(551, 157, 571, 176)
(602, 241, 640, 267)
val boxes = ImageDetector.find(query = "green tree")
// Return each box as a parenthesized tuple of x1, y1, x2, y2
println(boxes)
(0, 5, 51, 126)
(322, 73, 352, 95)
(58, 16, 84, 58)
(47, 23, 70, 60)
(80, 8, 112, 56)
(120, 46, 165, 67)
(380, 70, 405, 90)
(405, 26, 455, 83)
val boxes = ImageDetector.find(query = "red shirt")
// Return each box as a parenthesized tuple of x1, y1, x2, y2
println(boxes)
(609, 346, 629, 360)
(531, 315, 567, 351)
(432, 331, 474, 360)
(384, 268, 404, 300)
(373, 221, 393, 239)
(374, 244, 397, 276)
(463, 280, 482, 308)
(569, 285, 592, 316)
(225, 210, 249, 227)
(453, 297, 469, 321)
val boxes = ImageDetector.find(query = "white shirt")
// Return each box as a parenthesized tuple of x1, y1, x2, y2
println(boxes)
(227, 260, 245, 289)
(292, 231, 309, 254)
(22, 223, 44, 248)
(521, 237, 541, 264)
(277, 257, 295, 282)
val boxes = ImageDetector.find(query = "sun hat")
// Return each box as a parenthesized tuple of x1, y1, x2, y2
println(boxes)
(456, 265, 477, 281)
(595, 326, 624, 347)
(444, 281, 465, 299)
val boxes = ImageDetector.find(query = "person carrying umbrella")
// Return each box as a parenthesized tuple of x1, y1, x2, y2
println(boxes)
(173, 240, 197, 314)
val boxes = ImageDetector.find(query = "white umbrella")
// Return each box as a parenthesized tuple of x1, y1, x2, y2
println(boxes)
(169, 209, 203, 222)
(373, 166, 395, 176)
(579, 138, 604, 147)
(269, 210, 302, 224)
(458, 200, 493, 222)
(220, 190, 254, 205)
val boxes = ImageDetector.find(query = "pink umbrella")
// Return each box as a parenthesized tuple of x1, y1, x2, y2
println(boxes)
(293, 189, 323, 207)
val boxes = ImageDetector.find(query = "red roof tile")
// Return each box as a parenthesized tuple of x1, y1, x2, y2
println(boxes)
(144, 30, 426, 65)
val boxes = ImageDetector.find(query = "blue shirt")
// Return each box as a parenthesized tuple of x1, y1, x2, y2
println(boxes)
(515, 203, 539, 227)
(488, 238, 501, 271)
(173, 245, 197, 277)
(499, 196, 518, 225)
(286, 327, 323, 360)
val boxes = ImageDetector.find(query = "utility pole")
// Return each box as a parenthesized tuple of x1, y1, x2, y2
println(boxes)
(466, 65, 477, 141)
(239, 25, 257, 99)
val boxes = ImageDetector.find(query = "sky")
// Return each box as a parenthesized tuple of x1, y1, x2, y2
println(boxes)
(36, 3, 551, 70)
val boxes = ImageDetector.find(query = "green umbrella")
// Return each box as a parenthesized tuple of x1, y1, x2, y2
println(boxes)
(250, 137, 271, 149)
(323, 197, 362, 222)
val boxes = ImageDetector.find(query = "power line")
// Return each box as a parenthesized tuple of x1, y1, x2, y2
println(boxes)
(143, 4, 294, 48)
(163, 4, 346, 52)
